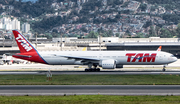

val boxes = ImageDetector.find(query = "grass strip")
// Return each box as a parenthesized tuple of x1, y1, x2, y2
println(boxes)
(0, 74, 179, 85)
(0, 95, 180, 104)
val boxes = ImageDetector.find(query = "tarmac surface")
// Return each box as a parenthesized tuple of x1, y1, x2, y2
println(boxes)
(1, 71, 180, 75)
(0, 59, 180, 74)
(0, 85, 180, 96)
(0, 60, 179, 96)
(0, 59, 180, 72)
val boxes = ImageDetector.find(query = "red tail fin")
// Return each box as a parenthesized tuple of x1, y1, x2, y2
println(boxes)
(12, 30, 36, 53)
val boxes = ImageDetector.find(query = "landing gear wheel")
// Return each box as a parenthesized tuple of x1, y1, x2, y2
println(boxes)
(84, 68, 100, 72)
(162, 65, 167, 72)
(85, 69, 89, 72)
(97, 68, 100, 72)
(89, 69, 93, 72)
(162, 68, 166, 72)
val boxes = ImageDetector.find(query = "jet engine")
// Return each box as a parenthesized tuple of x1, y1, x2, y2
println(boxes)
(99, 59, 116, 69)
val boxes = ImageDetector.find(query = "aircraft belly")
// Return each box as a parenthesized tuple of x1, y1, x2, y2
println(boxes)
(43, 57, 75, 65)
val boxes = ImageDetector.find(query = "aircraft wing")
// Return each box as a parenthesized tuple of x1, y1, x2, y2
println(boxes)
(55, 55, 100, 62)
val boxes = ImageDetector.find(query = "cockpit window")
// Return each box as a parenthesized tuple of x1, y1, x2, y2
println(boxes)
(171, 55, 175, 57)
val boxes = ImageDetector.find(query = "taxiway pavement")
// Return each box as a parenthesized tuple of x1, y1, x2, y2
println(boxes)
(1, 71, 180, 75)
(0, 59, 180, 71)
(0, 85, 180, 96)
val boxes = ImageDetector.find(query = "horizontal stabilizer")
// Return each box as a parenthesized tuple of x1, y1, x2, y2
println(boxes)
(13, 54, 32, 58)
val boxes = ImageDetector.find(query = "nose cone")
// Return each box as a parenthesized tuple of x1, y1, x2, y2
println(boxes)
(171, 56, 178, 63)
(168, 55, 178, 63)
(174, 57, 178, 62)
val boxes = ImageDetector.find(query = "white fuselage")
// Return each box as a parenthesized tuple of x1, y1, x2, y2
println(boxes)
(38, 51, 177, 65)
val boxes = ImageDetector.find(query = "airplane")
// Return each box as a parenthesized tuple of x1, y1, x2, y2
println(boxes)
(12, 30, 177, 72)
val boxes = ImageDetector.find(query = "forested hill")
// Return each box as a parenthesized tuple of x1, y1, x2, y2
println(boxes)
(136, 0, 180, 10)
(1, 0, 180, 17)
(0, 0, 53, 17)
(1, 0, 180, 38)
(136, 0, 179, 4)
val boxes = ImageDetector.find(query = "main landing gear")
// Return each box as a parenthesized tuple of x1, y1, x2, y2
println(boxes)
(85, 68, 100, 72)
(85, 63, 100, 72)
(162, 64, 167, 72)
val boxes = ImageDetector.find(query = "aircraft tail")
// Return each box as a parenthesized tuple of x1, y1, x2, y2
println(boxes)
(12, 30, 47, 64)
(12, 30, 36, 53)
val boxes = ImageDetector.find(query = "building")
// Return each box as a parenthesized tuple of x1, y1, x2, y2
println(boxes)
(22, 23, 30, 33)
(12, 18, 20, 30)
(5, 23, 12, 30)
(0, 22, 3, 29)
(2, 17, 11, 25)
(106, 41, 180, 58)
(0, 17, 20, 30)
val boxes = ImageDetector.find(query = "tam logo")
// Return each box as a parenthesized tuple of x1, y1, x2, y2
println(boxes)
(126, 53, 157, 62)
(16, 34, 32, 52)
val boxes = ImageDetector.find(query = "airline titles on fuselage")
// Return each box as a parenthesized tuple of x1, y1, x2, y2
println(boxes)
(126, 53, 157, 62)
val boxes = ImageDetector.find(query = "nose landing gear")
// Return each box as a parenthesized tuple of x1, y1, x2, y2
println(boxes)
(162, 64, 167, 72)
(162, 67, 166, 72)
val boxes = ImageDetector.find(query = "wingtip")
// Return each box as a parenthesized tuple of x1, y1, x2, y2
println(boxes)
(157, 46, 162, 51)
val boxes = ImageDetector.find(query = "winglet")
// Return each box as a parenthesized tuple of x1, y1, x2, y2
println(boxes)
(157, 46, 162, 51)
(12, 30, 36, 53)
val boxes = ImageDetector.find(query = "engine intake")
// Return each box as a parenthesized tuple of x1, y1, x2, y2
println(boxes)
(100, 59, 116, 69)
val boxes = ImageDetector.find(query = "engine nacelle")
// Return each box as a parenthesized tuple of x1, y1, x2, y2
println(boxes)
(99, 59, 116, 69)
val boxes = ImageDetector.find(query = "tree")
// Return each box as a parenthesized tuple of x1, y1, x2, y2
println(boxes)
(52, 29, 58, 33)
(135, 33, 145, 38)
(107, 30, 114, 37)
(102, 30, 114, 37)
(148, 26, 156, 37)
(163, 14, 180, 24)
(115, 33, 120, 37)
(160, 28, 172, 38)
(176, 23, 180, 38)
(139, 4, 147, 11)
(87, 31, 98, 38)
(51, 32, 60, 38)
(81, 27, 88, 33)
(143, 20, 152, 28)
(170, 30, 177, 38)
(45, 33, 52, 39)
